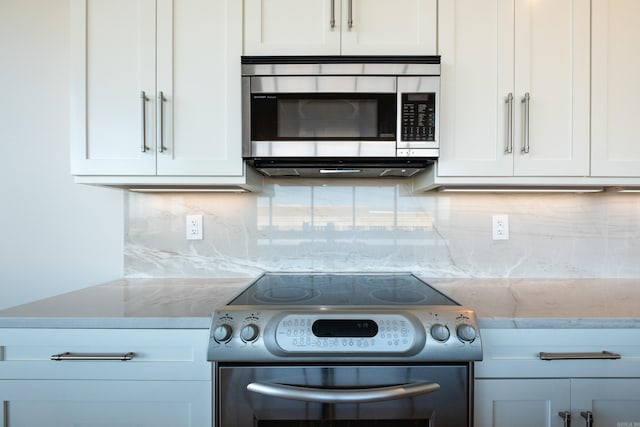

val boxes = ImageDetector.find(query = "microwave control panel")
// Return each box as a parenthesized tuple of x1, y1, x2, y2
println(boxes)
(401, 93, 436, 142)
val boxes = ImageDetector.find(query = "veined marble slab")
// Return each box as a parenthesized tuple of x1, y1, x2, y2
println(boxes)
(124, 181, 640, 279)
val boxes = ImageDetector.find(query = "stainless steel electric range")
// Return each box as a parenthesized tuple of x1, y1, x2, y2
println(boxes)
(207, 272, 482, 427)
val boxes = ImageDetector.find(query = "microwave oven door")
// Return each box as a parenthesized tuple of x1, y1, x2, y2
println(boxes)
(244, 76, 398, 159)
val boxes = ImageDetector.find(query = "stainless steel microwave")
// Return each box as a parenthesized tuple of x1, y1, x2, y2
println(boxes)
(241, 56, 440, 178)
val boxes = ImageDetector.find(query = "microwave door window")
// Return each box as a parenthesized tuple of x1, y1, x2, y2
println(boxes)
(278, 98, 378, 139)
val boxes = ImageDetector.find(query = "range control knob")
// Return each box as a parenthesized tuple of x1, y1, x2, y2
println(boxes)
(430, 323, 450, 342)
(212, 324, 233, 343)
(240, 324, 260, 342)
(456, 324, 477, 342)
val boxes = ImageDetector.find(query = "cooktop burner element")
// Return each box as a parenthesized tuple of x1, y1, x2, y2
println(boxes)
(208, 272, 482, 363)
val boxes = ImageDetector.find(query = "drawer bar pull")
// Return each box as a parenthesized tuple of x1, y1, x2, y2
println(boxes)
(51, 352, 136, 361)
(539, 351, 621, 361)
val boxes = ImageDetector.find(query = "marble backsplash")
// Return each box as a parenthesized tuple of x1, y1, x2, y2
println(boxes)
(125, 179, 640, 279)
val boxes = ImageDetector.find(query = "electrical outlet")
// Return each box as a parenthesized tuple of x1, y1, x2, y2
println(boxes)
(186, 214, 203, 240)
(492, 214, 509, 240)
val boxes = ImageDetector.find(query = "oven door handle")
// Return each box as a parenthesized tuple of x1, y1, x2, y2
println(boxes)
(247, 381, 440, 403)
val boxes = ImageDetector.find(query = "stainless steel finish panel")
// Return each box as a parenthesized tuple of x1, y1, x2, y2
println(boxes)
(208, 306, 482, 362)
(242, 62, 440, 76)
(251, 76, 397, 94)
(241, 77, 251, 158)
(396, 76, 440, 150)
(217, 364, 471, 427)
(397, 148, 439, 157)
(252, 140, 396, 157)
(256, 166, 426, 178)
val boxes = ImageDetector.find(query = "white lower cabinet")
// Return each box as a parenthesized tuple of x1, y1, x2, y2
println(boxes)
(1, 380, 210, 427)
(476, 378, 640, 427)
(475, 329, 640, 427)
(0, 329, 211, 427)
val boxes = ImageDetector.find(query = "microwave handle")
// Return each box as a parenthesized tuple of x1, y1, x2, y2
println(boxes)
(348, 0, 353, 30)
(247, 381, 440, 404)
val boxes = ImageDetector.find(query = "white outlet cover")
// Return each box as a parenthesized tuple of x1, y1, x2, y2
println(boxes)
(492, 214, 509, 240)
(186, 214, 203, 240)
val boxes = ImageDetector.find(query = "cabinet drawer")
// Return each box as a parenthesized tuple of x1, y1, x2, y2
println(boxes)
(476, 329, 640, 379)
(0, 329, 210, 380)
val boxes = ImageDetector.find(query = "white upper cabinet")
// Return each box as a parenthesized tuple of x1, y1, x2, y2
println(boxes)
(155, 0, 243, 176)
(70, 0, 157, 176)
(70, 0, 247, 180)
(243, 0, 437, 56)
(437, 0, 590, 177)
(591, 0, 640, 177)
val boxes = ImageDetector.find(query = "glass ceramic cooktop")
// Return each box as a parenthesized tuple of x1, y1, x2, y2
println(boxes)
(227, 273, 458, 306)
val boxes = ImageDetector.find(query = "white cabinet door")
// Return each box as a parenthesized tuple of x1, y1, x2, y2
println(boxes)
(591, 0, 640, 177)
(156, 0, 243, 176)
(340, 0, 437, 55)
(243, 0, 340, 55)
(243, 0, 436, 56)
(512, 0, 590, 177)
(437, 0, 589, 178)
(475, 379, 571, 427)
(1, 380, 210, 427)
(437, 0, 514, 176)
(572, 379, 640, 426)
(70, 0, 157, 175)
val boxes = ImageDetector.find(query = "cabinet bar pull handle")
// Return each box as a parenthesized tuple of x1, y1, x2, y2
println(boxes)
(348, 0, 353, 30)
(3, 400, 8, 427)
(505, 92, 514, 153)
(330, 0, 336, 28)
(539, 351, 621, 360)
(158, 91, 166, 153)
(140, 91, 148, 152)
(521, 92, 530, 153)
(51, 352, 136, 361)
(559, 411, 571, 427)
(580, 411, 593, 427)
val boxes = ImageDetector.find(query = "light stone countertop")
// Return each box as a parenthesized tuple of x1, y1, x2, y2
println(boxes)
(0, 277, 638, 329)
(429, 278, 640, 329)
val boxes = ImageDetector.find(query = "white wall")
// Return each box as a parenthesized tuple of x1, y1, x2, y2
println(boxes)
(0, 0, 124, 309)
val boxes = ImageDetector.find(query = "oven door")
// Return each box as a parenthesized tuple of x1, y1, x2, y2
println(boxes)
(217, 363, 471, 427)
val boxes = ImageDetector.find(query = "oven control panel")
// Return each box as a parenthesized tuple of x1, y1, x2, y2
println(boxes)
(275, 314, 417, 353)
(208, 307, 482, 362)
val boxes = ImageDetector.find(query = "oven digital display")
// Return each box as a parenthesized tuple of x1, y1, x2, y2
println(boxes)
(312, 319, 379, 338)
